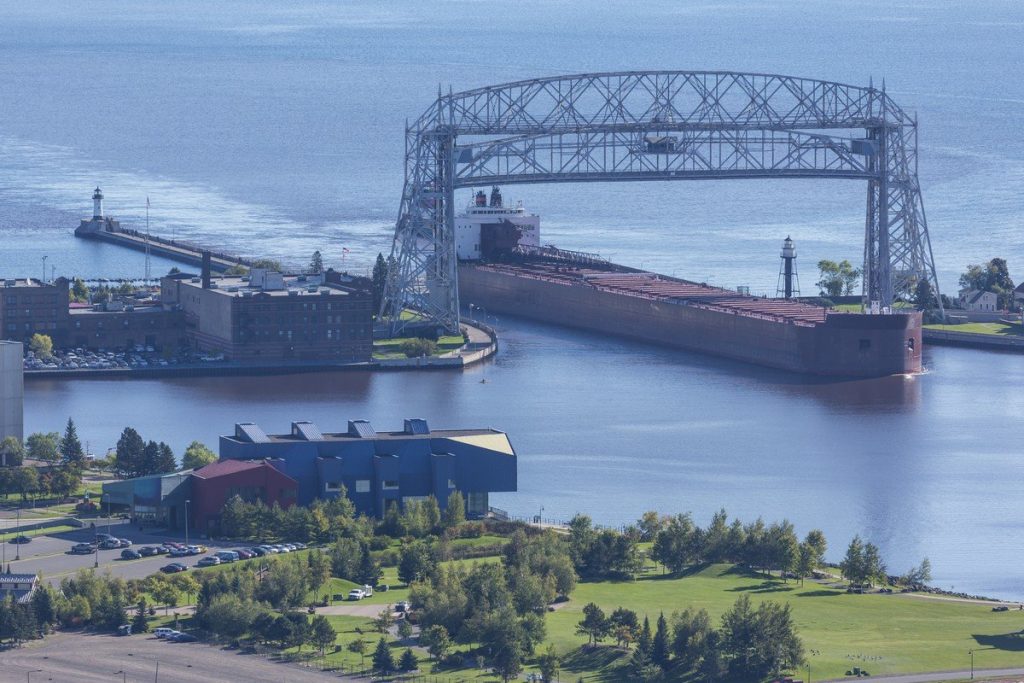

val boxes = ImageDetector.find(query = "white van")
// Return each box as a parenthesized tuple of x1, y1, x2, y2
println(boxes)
(214, 550, 239, 563)
(154, 627, 175, 639)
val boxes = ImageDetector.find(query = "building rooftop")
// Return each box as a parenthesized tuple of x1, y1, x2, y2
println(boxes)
(225, 419, 513, 454)
(193, 459, 275, 479)
(1, 278, 50, 288)
(476, 261, 831, 327)
(0, 573, 37, 584)
(176, 273, 356, 298)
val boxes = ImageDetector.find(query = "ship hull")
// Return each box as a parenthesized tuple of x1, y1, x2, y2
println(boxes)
(459, 263, 922, 377)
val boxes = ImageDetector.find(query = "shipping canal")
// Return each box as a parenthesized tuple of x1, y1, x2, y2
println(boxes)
(23, 317, 1024, 601)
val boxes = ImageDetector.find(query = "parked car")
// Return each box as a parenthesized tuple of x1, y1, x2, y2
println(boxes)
(186, 545, 205, 556)
(71, 542, 96, 554)
(9, 535, 31, 544)
(153, 627, 175, 639)
(347, 589, 365, 601)
(95, 533, 115, 542)
(117, 538, 133, 548)
(120, 549, 142, 560)
(117, 624, 132, 636)
(235, 549, 255, 560)
(248, 547, 267, 557)
(160, 562, 188, 573)
(99, 539, 121, 550)
(214, 550, 239, 563)
(196, 556, 221, 567)
(169, 632, 197, 642)
(138, 546, 160, 557)
(168, 546, 189, 557)
(396, 601, 410, 613)
(292, 542, 307, 550)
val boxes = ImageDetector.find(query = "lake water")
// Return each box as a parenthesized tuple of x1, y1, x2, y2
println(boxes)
(4, 0, 1024, 598)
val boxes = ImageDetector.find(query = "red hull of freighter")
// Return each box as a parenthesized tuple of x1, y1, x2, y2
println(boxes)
(459, 260, 922, 377)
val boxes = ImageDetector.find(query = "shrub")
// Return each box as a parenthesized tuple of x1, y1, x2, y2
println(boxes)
(400, 338, 437, 358)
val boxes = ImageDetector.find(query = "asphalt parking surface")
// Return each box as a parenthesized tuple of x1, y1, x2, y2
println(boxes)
(5, 521, 250, 584)
(0, 631, 345, 682)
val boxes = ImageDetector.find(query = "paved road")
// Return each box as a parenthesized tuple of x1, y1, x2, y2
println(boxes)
(5, 521, 257, 584)
(0, 631, 343, 682)
(823, 668, 1024, 682)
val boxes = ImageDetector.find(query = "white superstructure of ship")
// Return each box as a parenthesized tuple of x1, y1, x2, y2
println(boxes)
(455, 186, 539, 260)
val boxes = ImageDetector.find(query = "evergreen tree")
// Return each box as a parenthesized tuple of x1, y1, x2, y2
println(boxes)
(60, 418, 85, 468)
(575, 602, 608, 646)
(155, 443, 177, 474)
(30, 585, 57, 631)
(309, 615, 336, 655)
(637, 615, 653, 656)
(399, 647, 418, 672)
(132, 599, 149, 633)
(115, 427, 145, 479)
(309, 250, 324, 274)
(372, 253, 388, 313)
(356, 546, 382, 586)
(651, 612, 670, 668)
(372, 636, 395, 674)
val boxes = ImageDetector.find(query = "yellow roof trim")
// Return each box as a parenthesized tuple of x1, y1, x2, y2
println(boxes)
(446, 433, 515, 456)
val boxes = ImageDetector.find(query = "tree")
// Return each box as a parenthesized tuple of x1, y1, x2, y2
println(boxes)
(309, 250, 324, 274)
(816, 259, 861, 298)
(132, 599, 149, 633)
(443, 490, 466, 529)
(960, 258, 1016, 309)
(651, 513, 697, 573)
(651, 612, 670, 668)
(902, 557, 932, 588)
(355, 547, 382, 587)
(720, 595, 803, 679)
(373, 606, 395, 634)
(309, 615, 336, 655)
(181, 441, 217, 470)
(671, 607, 714, 672)
(372, 253, 388, 314)
(347, 637, 368, 666)
(30, 586, 58, 631)
(841, 535, 865, 585)
(421, 624, 451, 660)
(397, 619, 413, 641)
(537, 644, 560, 682)
(26, 432, 60, 462)
(250, 258, 282, 271)
(372, 636, 395, 674)
(576, 602, 608, 646)
(155, 442, 176, 474)
(608, 607, 639, 649)
(148, 576, 179, 615)
(0, 437, 24, 467)
(11, 467, 38, 501)
(71, 278, 89, 302)
(115, 427, 145, 479)
(795, 543, 816, 585)
(48, 468, 80, 501)
(307, 551, 332, 603)
(913, 278, 937, 311)
(29, 333, 53, 361)
(399, 647, 418, 671)
(398, 540, 435, 585)
(60, 418, 86, 469)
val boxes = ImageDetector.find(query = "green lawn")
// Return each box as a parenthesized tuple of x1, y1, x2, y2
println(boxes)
(926, 322, 1022, 336)
(540, 564, 1024, 681)
(0, 524, 76, 541)
(372, 335, 466, 360)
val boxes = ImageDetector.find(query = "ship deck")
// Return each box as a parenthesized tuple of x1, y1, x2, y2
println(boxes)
(474, 261, 829, 327)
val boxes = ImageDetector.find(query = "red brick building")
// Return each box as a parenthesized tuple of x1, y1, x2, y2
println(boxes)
(190, 459, 298, 533)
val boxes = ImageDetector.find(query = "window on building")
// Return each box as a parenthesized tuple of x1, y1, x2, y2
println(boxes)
(324, 481, 342, 492)
(448, 478, 456, 489)
(382, 480, 399, 490)
(355, 479, 370, 493)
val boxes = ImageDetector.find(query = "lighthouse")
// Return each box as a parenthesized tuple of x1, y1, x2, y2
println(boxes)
(776, 236, 800, 299)
(92, 187, 104, 219)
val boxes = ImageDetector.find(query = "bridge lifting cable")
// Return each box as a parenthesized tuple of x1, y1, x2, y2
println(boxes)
(380, 71, 942, 335)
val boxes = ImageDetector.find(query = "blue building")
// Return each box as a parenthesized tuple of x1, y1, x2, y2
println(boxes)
(218, 418, 516, 517)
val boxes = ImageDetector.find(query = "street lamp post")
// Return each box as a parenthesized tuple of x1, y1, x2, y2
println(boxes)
(115, 670, 126, 683)
(27, 669, 42, 683)
(969, 649, 974, 679)
(41, 256, 47, 284)
(15, 507, 21, 561)
(104, 493, 112, 536)
(184, 499, 190, 548)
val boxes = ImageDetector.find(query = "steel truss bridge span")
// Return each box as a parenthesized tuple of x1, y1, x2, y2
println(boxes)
(382, 71, 941, 334)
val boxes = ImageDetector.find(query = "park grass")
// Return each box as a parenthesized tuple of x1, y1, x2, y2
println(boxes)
(372, 335, 466, 360)
(0, 524, 75, 541)
(926, 322, 1022, 336)
(540, 564, 1024, 681)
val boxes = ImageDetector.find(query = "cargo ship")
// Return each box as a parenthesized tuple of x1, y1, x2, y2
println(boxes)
(457, 188, 922, 377)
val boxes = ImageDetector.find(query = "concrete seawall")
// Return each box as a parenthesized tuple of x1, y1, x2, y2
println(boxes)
(924, 328, 1024, 352)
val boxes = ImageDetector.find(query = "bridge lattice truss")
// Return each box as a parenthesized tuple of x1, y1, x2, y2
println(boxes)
(382, 71, 941, 333)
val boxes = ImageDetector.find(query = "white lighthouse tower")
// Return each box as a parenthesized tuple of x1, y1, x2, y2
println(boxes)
(92, 187, 104, 219)
(75, 187, 121, 236)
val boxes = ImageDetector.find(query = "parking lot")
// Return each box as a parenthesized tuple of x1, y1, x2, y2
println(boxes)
(6, 521, 244, 584)
(0, 631, 341, 682)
